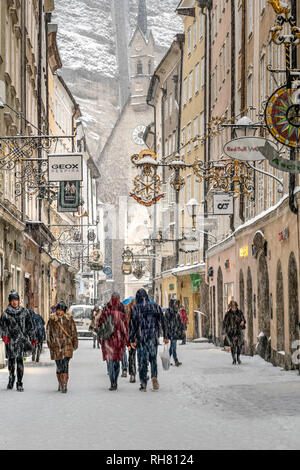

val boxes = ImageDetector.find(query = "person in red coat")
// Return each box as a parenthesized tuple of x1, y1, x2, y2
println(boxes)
(179, 306, 188, 345)
(98, 292, 129, 391)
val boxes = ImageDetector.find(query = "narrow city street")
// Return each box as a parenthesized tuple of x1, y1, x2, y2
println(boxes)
(0, 341, 300, 450)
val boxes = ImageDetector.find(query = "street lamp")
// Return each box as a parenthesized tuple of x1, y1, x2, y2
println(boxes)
(186, 198, 201, 231)
(234, 116, 258, 138)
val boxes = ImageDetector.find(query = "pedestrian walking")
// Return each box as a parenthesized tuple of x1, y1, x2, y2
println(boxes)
(222, 300, 246, 365)
(165, 299, 183, 367)
(129, 289, 168, 392)
(126, 299, 137, 383)
(179, 305, 188, 345)
(89, 306, 101, 349)
(29, 309, 46, 363)
(0, 291, 37, 391)
(97, 293, 129, 391)
(121, 347, 128, 377)
(46, 301, 78, 393)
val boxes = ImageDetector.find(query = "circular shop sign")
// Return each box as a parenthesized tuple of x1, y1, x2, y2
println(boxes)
(223, 137, 278, 161)
(265, 85, 300, 148)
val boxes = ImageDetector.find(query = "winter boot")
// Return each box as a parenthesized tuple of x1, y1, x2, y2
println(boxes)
(56, 373, 62, 392)
(237, 355, 242, 365)
(7, 375, 15, 390)
(152, 377, 159, 391)
(139, 384, 147, 392)
(175, 361, 182, 367)
(16, 382, 24, 392)
(61, 373, 68, 393)
(129, 375, 136, 383)
(121, 369, 127, 378)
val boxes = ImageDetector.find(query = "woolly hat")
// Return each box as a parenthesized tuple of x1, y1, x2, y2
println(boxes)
(56, 301, 67, 312)
(8, 290, 20, 302)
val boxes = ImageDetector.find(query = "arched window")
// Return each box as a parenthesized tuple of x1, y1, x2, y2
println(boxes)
(137, 61, 143, 75)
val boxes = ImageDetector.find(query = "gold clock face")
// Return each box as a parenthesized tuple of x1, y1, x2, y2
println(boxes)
(133, 125, 146, 145)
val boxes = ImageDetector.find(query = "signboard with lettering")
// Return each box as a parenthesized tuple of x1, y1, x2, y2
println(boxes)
(224, 137, 278, 162)
(48, 153, 83, 182)
(57, 181, 80, 212)
(239, 246, 249, 258)
(197, 218, 218, 231)
(213, 194, 234, 215)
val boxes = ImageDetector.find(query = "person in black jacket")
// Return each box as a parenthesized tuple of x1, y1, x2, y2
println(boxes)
(165, 299, 183, 367)
(129, 289, 168, 392)
(222, 300, 246, 365)
(0, 291, 37, 391)
(29, 310, 46, 363)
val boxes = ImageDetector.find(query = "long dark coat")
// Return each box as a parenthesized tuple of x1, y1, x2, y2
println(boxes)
(222, 309, 246, 348)
(129, 289, 166, 345)
(98, 298, 129, 362)
(0, 305, 36, 359)
(165, 299, 184, 340)
(46, 312, 78, 360)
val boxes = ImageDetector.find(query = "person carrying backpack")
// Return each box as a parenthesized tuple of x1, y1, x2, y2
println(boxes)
(29, 309, 46, 363)
(97, 292, 129, 391)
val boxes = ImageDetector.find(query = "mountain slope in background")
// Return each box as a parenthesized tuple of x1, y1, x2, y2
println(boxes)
(52, 0, 183, 156)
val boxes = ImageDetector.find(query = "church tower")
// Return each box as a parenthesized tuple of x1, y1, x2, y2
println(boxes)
(111, 0, 130, 112)
(129, 0, 154, 111)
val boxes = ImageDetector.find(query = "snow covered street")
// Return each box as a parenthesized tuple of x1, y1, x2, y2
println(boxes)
(1, 341, 300, 450)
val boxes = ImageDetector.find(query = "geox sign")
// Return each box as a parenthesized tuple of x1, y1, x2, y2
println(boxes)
(48, 153, 83, 182)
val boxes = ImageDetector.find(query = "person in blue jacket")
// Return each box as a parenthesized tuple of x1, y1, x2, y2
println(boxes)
(129, 289, 168, 392)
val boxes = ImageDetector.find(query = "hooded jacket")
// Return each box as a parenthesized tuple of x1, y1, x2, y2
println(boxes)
(97, 297, 129, 362)
(165, 299, 184, 340)
(0, 305, 36, 359)
(129, 289, 166, 345)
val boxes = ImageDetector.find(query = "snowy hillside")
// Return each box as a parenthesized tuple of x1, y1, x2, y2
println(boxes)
(52, 0, 183, 155)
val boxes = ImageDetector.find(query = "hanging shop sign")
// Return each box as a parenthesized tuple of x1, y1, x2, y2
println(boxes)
(267, 155, 300, 174)
(223, 137, 278, 162)
(278, 227, 289, 242)
(179, 237, 198, 253)
(213, 194, 234, 215)
(239, 246, 249, 258)
(190, 274, 202, 292)
(48, 153, 83, 182)
(265, 85, 300, 149)
(89, 249, 104, 271)
(122, 248, 134, 264)
(122, 262, 132, 275)
(87, 230, 96, 242)
(57, 181, 81, 212)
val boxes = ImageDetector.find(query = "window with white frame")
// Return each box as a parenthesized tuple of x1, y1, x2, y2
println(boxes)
(181, 128, 185, 156)
(183, 78, 187, 106)
(247, 73, 253, 111)
(201, 57, 205, 87)
(189, 71, 193, 100)
(195, 63, 200, 94)
(199, 11, 204, 40)
(193, 21, 197, 48)
(187, 122, 192, 153)
(193, 116, 199, 147)
(187, 26, 191, 55)
(247, 0, 253, 37)
(200, 111, 205, 139)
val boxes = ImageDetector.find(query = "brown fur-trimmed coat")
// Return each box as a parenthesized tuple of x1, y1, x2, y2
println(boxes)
(46, 312, 78, 360)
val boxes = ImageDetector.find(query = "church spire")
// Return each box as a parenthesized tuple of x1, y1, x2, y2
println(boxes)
(137, 0, 148, 36)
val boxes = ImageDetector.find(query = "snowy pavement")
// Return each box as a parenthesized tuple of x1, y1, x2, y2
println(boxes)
(0, 341, 300, 450)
